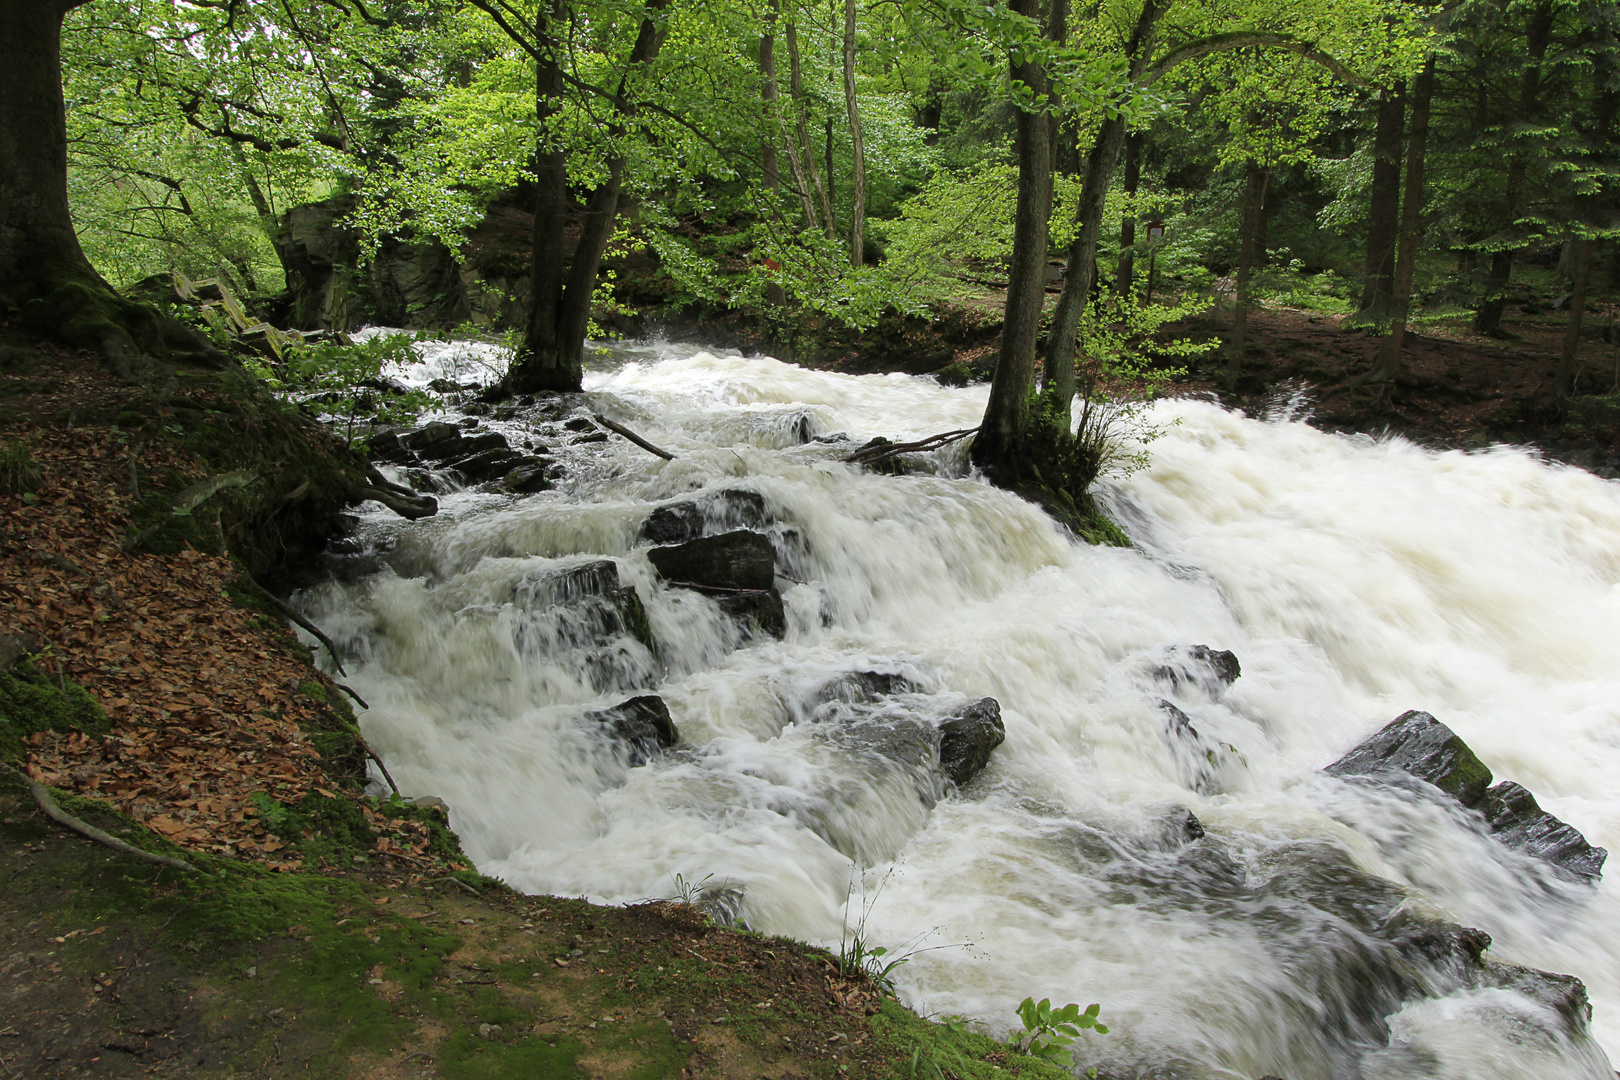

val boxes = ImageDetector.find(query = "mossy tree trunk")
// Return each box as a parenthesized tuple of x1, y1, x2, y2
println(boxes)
(0, 1, 217, 376)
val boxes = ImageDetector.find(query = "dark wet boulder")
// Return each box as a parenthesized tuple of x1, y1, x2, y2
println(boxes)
(497, 460, 553, 495)
(1479, 781, 1607, 884)
(367, 430, 412, 463)
(714, 589, 786, 639)
(563, 416, 598, 433)
(512, 559, 654, 661)
(1151, 645, 1241, 696)
(647, 530, 775, 591)
(452, 430, 510, 457)
(585, 695, 678, 765)
(805, 671, 918, 710)
(399, 421, 464, 458)
(638, 488, 768, 545)
(450, 448, 527, 482)
(1324, 710, 1494, 808)
(1159, 700, 1246, 796)
(938, 697, 1005, 786)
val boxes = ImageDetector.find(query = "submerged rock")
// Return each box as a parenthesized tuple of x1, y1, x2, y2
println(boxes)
(713, 589, 786, 639)
(1159, 700, 1246, 795)
(585, 695, 678, 765)
(638, 488, 769, 545)
(497, 460, 553, 495)
(449, 448, 527, 482)
(803, 670, 918, 714)
(1151, 644, 1241, 697)
(1325, 710, 1606, 882)
(937, 697, 1005, 786)
(1479, 781, 1607, 885)
(647, 530, 776, 591)
(511, 560, 656, 679)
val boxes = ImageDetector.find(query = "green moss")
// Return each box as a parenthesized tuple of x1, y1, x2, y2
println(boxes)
(867, 999, 1076, 1079)
(0, 660, 110, 762)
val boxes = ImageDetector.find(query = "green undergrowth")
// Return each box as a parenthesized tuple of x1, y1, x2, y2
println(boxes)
(869, 1000, 1076, 1079)
(0, 657, 110, 762)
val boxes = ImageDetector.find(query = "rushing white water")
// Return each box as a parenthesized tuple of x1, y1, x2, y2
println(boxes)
(304, 337, 1620, 1079)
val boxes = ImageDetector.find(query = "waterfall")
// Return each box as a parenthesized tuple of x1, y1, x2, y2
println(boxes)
(304, 337, 1620, 1079)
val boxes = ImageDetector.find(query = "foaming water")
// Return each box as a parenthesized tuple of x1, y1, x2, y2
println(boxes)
(304, 339, 1620, 1078)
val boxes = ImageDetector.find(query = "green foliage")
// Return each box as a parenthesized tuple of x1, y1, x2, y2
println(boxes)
(1007, 997, 1107, 1061)
(246, 334, 429, 446)
(0, 440, 42, 497)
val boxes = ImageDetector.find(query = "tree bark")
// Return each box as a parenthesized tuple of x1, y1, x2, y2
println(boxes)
(1365, 56, 1436, 384)
(759, 4, 788, 306)
(1115, 131, 1142, 297)
(1473, 0, 1554, 336)
(785, 22, 833, 236)
(1354, 83, 1403, 322)
(841, 0, 866, 267)
(970, 0, 1054, 485)
(1040, 0, 1166, 416)
(1554, 239, 1593, 398)
(0, 1, 216, 374)
(504, 0, 670, 395)
(1225, 157, 1269, 387)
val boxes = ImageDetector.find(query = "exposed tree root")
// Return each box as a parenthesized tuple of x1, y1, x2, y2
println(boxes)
(843, 426, 979, 465)
(593, 413, 676, 460)
(7, 764, 197, 873)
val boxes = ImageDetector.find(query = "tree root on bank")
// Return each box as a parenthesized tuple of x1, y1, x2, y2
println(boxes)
(247, 579, 348, 676)
(6, 764, 197, 873)
(842, 426, 979, 465)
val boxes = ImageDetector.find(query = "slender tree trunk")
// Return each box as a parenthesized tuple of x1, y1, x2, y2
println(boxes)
(1366, 57, 1436, 384)
(1554, 239, 1593, 397)
(786, 23, 833, 236)
(759, 4, 788, 306)
(971, 0, 1054, 485)
(824, 117, 838, 235)
(1473, 0, 1554, 336)
(1040, 0, 1168, 419)
(1115, 132, 1142, 296)
(1354, 83, 1404, 322)
(506, 0, 670, 394)
(1225, 158, 1269, 387)
(841, 0, 866, 267)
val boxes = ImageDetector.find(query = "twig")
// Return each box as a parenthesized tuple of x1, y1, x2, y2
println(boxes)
(445, 875, 480, 895)
(355, 736, 400, 796)
(335, 682, 369, 708)
(250, 580, 347, 676)
(842, 427, 978, 465)
(593, 414, 675, 460)
(7, 765, 196, 873)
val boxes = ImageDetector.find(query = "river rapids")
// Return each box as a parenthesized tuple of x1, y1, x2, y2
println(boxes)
(296, 334, 1620, 1079)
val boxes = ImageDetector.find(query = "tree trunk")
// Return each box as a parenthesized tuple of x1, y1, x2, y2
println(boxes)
(1366, 56, 1436, 384)
(759, 5, 788, 306)
(785, 23, 833, 236)
(505, 0, 669, 395)
(1040, 0, 1168, 420)
(1115, 132, 1142, 297)
(970, 0, 1054, 485)
(1473, 0, 1555, 336)
(824, 117, 838, 236)
(1354, 83, 1403, 322)
(841, 0, 866, 267)
(0, 1, 214, 373)
(1225, 158, 1269, 387)
(1554, 238, 1593, 397)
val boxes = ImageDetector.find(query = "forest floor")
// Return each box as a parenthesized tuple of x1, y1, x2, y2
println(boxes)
(0, 333, 1069, 1080)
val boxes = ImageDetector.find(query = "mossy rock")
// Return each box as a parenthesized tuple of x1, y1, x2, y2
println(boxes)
(0, 660, 110, 763)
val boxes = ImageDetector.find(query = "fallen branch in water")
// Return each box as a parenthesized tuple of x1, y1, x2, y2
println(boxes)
(356, 736, 400, 796)
(249, 579, 348, 676)
(593, 414, 675, 460)
(842, 427, 979, 465)
(8, 765, 197, 873)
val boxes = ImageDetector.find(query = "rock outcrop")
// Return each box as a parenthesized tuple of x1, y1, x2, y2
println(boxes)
(646, 530, 776, 592)
(639, 489, 769, 545)
(584, 695, 678, 765)
(1325, 710, 1606, 883)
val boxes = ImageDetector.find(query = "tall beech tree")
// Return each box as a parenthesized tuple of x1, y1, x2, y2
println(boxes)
(0, 2, 218, 375)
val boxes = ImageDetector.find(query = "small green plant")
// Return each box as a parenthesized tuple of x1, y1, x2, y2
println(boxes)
(244, 333, 430, 446)
(1007, 997, 1107, 1061)
(247, 791, 291, 829)
(0, 440, 42, 497)
(668, 871, 715, 907)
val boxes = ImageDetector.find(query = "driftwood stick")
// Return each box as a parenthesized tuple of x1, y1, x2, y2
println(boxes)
(251, 581, 348, 676)
(8, 766, 197, 873)
(593, 414, 675, 460)
(336, 682, 370, 709)
(842, 426, 979, 465)
(356, 736, 400, 796)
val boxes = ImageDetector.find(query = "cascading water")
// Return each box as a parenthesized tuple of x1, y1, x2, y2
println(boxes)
(302, 334, 1620, 1079)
